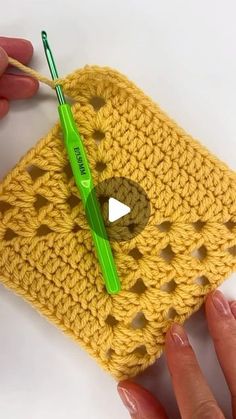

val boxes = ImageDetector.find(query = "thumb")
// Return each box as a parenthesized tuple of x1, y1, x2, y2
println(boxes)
(0, 47, 8, 76)
(118, 380, 168, 419)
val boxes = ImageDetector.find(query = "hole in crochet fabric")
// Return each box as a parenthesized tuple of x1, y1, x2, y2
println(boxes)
(225, 221, 236, 231)
(99, 195, 108, 206)
(228, 246, 236, 256)
(167, 307, 177, 319)
(128, 223, 137, 233)
(36, 225, 53, 237)
(4, 228, 18, 241)
(95, 161, 107, 172)
(0, 201, 12, 214)
(89, 96, 106, 111)
(157, 221, 172, 232)
(129, 247, 143, 260)
(105, 315, 118, 326)
(193, 220, 206, 231)
(195, 276, 210, 286)
(130, 278, 147, 294)
(106, 348, 115, 359)
(26, 165, 46, 181)
(67, 194, 80, 209)
(72, 224, 82, 233)
(64, 163, 73, 179)
(160, 279, 177, 293)
(132, 345, 147, 356)
(92, 130, 105, 143)
(192, 245, 207, 260)
(34, 194, 49, 210)
(131, 312, 147, 329)
(160, 245, 175, 262)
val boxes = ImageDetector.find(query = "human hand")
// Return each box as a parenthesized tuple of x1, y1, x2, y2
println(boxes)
(118, 290, 236, 418)
(0, 36, 38, 118)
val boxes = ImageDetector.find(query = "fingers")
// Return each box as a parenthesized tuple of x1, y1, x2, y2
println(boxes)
(118, 380, 168, 419)
(205, 290, 236, 417)
(165, 324, 224, 419)
(0, 49, 9, 117)
(0, 98, 9, 119)
(230, 301, 236, 318)
(0, 47, 8, 76)
(0, 73, 38, 100)
(0, 36, 33, 64)
(0, 36, 39, 118)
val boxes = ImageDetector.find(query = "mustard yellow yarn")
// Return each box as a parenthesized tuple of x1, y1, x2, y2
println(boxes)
(0, 65, 236, 380)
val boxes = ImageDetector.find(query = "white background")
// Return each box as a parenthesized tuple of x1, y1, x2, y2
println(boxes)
(1, 1, 236, 418)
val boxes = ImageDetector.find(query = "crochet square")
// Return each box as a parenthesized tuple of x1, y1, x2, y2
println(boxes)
(0, 66, 236, 380)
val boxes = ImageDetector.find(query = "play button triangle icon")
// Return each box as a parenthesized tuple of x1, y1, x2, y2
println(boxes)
(108, 197, 131, 223)
(86, 177, 151, 241)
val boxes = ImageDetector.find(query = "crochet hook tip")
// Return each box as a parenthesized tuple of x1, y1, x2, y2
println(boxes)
(41, 30, 66, 105)
(41, 31, 49, 49)
(41, 30, 47, 41)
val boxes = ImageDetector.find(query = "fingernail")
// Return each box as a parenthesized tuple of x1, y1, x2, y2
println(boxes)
(118, 386, 137, 416)
(212, 290, 231, 316)
(170, 324, 189, 346)
(230, 301, 236, 318)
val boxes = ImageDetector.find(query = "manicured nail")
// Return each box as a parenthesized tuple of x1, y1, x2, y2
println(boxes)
(230, 301, 236, 318)
(170, 324, 189, 346)
(212, 290, 231, 316)
(118, 386, 137, 416)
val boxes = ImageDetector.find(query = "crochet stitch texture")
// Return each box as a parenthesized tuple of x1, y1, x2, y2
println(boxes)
(0, 66, 236, 380)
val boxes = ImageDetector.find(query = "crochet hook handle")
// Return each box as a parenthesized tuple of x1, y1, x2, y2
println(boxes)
(41, 31, 121, 294)
(59, 104, 121, 294)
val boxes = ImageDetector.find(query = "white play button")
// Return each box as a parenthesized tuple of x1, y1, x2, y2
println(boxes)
(108, 197, 131, 223)
(86, 177, 151, 241)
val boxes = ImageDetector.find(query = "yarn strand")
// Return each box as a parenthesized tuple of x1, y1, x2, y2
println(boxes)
(8, 56, 62, 88)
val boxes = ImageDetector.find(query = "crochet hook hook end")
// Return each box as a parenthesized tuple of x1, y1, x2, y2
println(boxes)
(41, 31, 50, 53)
(41, 30, 66, 105)
(41, 30, 47, 41)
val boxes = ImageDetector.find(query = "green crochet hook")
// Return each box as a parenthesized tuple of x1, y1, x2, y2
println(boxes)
(41, 31, 121, 294)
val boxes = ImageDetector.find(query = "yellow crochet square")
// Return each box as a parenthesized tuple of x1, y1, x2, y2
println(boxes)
(0, 66, 236, 380)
